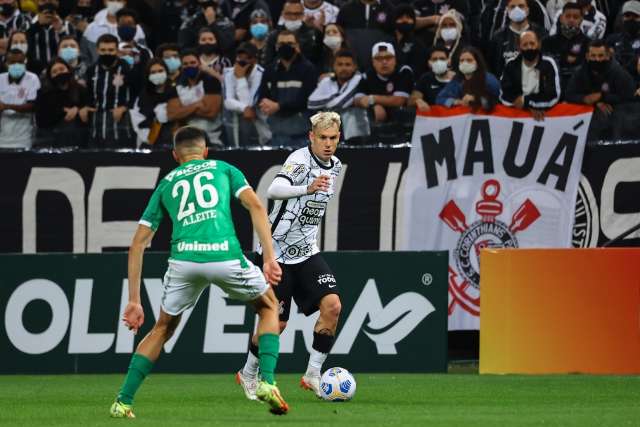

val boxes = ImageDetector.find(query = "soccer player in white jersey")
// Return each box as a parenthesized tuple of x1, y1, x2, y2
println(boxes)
(237, 111, 343, 399)
(110, 126, 289, 417)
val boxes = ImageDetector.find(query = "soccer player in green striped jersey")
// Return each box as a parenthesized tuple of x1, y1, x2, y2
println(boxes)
(110, 126, 289, 417)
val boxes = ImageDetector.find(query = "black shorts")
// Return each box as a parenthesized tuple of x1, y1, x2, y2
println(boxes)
(255, 253, 339, 321)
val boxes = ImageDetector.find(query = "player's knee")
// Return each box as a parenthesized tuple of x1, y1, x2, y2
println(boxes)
(279, 321, 287, 333)
(320, 294, 341, 320)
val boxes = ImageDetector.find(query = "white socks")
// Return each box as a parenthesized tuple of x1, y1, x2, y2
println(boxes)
(242, 351, 259, 378)
(305, 349, 328, 377)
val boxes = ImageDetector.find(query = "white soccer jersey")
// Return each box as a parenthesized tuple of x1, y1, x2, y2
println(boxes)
(263, 146, 342, 264)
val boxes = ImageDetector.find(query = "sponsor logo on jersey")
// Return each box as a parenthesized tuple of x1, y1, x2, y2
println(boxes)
(317, 273, 336, 287)
(299, 200, 326, 226)
(281, 163, 306, 181)
(285, 244, 312, 258)
(177, 240, 229, 252)
(165, 160, 217, 182)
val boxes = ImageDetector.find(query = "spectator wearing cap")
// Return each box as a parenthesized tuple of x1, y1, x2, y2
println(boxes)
(409, 46, 455, 112)
(264, 0, 323, 65)
(548, 0, 607, 41)
(490, 0, 546, 76)
(354, 42, 412, 123)
(81, 33, 134, 148)
(248, 8, 274, 67)
(543, 2, 589, 88)
(436, 46, 500, 111)
(0, 48, 40, 148)
(432, 9, 465, 69)
(178, 0, 235, 52)
(258, 29, 318, 146)
(58, 35, 88, 85)
(565, 40, 635, 139)
(219, 0, 270, 43)
(606, 1, 640, 76)
(27, 0, 76, 69)
(167, 49, 223, 146)
(500, 30, 560, 121)
(393, 4, 428, 77)
(81, 0, 147, 66)
(308, 49, 369, 142)
(336, 0, 395, 33)
(223, 42, 270, 146)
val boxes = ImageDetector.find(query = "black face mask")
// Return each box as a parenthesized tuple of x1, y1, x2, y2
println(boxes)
(588, 59, 610, 74)
(99, 54, 117, 67)
(395, 22, 414, 34)
(236, 60, 249, 67)
(277, 44, 296, 61)
(199, 43, 220, 55)
(53, 72, 72, 86)
(624, 19, 640, 36)
(521, 48, 539, 62)
(560, 23, 580, 39)
(0, 3, 15, 16)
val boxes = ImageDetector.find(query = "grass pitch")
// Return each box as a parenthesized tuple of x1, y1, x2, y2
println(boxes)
(0, 373, 638, 426)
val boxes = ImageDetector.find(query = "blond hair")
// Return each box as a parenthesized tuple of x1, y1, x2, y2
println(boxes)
(310, 111, 341, 132)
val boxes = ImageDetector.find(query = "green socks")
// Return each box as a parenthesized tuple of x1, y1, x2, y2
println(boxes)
(117, 353, 154, 404)
(258, 333, 280, 385)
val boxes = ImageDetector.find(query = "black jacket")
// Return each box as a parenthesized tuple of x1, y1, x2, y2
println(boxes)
(542, 31, 589, 86)
(259, 55, 319, 116)
(499, 54, 560, 109)
(264, 24, 323, 66)
(565, 60, 636, 106)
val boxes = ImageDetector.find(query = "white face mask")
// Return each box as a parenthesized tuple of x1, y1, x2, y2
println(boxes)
(284, 19, 303, 31)
(508, 6, 527, 23)
(106, 1, 124, 15)
(148, 71, 167, 86)
(11, 43, 28, 54)
(459, 61, 477, 75)
(440, 27, 458, 42)
(430, 59, 448, 75)
(323, 35, 342, 50)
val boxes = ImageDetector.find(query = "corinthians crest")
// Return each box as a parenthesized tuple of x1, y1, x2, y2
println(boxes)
(439, 179, 541, 316)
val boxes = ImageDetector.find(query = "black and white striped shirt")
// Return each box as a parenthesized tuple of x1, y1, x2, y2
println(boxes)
(86, 59, 132, 112)
(27, 17, 75, 65)
(0, 10, 30, 39)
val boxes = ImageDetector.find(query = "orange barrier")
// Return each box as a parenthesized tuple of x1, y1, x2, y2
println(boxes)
(480, 248, 640, 374)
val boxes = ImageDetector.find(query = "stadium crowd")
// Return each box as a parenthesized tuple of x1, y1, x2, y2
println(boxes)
(0, 0, 639, 149)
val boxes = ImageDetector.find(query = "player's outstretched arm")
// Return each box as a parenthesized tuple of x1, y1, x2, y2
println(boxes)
(238, 188, 282, 286)
(124, 225, 155, 334)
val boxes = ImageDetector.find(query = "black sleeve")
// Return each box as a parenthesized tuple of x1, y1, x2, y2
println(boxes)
(498, 61, 520, 105)
(603, 66, 636, 105)
(258, 66, 273, 100)
(203, 75, 222, 94)
(394, 68, 413, 96)
(85, 65, 96, 107)
(564, 70, 587, 104)
(524, 59, 561, 109)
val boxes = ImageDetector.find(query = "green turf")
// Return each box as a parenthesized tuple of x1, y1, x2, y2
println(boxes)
(0, 373, 638, 426)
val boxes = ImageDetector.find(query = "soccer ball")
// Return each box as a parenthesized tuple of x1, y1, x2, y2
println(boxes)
(319, 367, 356, 401)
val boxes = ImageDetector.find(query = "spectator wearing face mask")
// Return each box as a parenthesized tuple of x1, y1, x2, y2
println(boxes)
(58, 35, 88, 85)
(156, 43, 181, 85)
(543, 3, 589, 88)
(432, 10, 464, 70)
(483, 0, 550, 42)
(35, 58, 88, 147)
(247, 9, 273, 66)
(116, 8, 151, 63)
(0, 48, 40, 148)
(265, 0, 323, 65)
(178, 0, 235, 52)
(393, 4, 428, 77)
(6, 31, 44, 75)
(354, 42, 413, 123)
(565, 40, 635, 139)
(223, 42, 270, 146)
(437, 46, 500, 112)
(66, 0, 95, 37)
(167, 49, 223, 146)
(81, 33, 134, 148)
(409, 46, 455, 111)
(413, 0, 470, 42)
(606, 1, 640, 76)
(259, 29, 318, 146)
(319, 23, 349, 76)
(549, 0, 606, 40)
(82, 0, 147, 66)
(28, 0, 76, 68)
(500, 30, 560, 121)
(219, 0, 270, 43)
(197, 27, 232, 83)
(130, 58, 174, 148)
(0, 0, 30, 41)
(490, 0, 546, 76)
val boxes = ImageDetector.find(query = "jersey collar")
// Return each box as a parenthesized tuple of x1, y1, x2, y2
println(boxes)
(307, 145, 333, 170)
